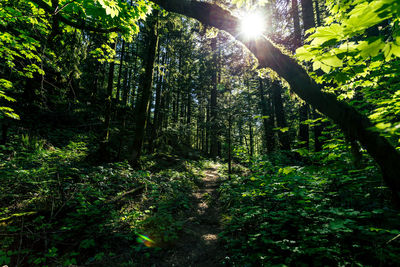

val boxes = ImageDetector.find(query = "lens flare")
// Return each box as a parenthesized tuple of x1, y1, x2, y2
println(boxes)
(137, 234, 156, 248)
(240, 12, 265, 39)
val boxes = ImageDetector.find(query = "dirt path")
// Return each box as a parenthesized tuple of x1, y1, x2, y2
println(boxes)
(154, 166, 225, 266)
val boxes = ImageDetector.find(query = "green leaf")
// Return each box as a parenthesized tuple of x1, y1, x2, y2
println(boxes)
(358, 39, 385, 59)
(312, 61, 321, 71)
(309, 24, 344, 46)
(376, 122, 391, 130)
(383, 43, 393, 61)
(279, 166, 295, 175)
(320, 55, 343, 67)
(392, 43, 400, 57)
(295, 46, 314, 61)
(320, 63, 332, 74)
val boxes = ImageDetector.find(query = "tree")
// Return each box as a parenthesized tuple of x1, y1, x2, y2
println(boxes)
(210, 36, 219, 158)
(130, 13, 159, 165)
(258, 78, 275, 152)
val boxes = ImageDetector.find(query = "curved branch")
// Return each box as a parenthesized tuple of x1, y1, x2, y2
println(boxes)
(152, 0, 400, 200)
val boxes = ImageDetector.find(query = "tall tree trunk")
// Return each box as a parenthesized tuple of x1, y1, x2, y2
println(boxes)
(312, 108, 325, 152)
(130, 13, 159, 165)
(291, 0, 302, 49)
(154, 49, 166, 139)
(293, 0, 315, 149)
(206, 99, 210, 154)
(312, 0, 324, 151)
(298, 103, 309, 148)
(129, 41, 139, 107)
(314, 0, 322, 27)
(300, 0, 316, 32)
(97, 41, 117, 161)
(187, 76, 192, 146)
(258, 78, 275, 152)
(249, 122, 254, 157)
(116, 39, 126, 102)
(117, 45, 133, 160)
(246, 80, 254, 157)
(122, 66, 132, 106)
(103, 42, 117, 141)
(271, 81, 291, 150)
(228, 93, 232, 179)
(210, 37, 218, 158)
(1, 122, 9, 145)
(200, 87, 206, 152)
(258, 78, 275, 153)
(149, 42, 162, 153)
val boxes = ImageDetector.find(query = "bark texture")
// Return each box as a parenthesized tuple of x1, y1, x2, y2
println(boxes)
(258, 78, 275, 152)
(130, 14, 159, 165)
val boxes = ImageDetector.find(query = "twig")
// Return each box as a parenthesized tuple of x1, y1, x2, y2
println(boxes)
(106, 185, 145, 204)
(54, 1, 76, 15)
(386, 233, 400, 245)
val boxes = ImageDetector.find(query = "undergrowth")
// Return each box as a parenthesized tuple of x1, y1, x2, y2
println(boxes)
(218, 151, 400, 266)
(0, 133, 203, 266)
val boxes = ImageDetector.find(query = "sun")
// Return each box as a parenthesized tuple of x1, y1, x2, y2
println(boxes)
(240, 12, 266, 39)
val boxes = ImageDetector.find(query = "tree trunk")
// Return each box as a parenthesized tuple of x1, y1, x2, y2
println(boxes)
(313, 109, 324, 151)
(206, 99, 210, 154)
(122, 66, 132, 106)
(271, 81, 291, 150)
(295, 0, 315, 149)
(187, 76, 192, 146)
(312, 0, 324, 151)
(116, 39, 126, 102)
(249, 122, 254, 157)
(210, 37, 218, 158)
(314, 0, 322, 27)
(130, 13, 159, 165)
(228, 94, 232, 179)
(258, 78, 275, 153)
(97, 41, 117, 161)
(1, 122, 9, 145)
(300, 0, 316, 32)
(291, 0, 301, 49)
(154, 49, 165, 139)
(103, 42, 117, 141)
(298, 103, 309, 149)
(151, 0, 400, 199)
(128, 42, 139, 107)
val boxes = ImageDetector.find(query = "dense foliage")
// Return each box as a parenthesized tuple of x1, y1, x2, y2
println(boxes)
(1, 0, 400, 265)
(0, 131, 207, 265)
(219, 151, 400, 266)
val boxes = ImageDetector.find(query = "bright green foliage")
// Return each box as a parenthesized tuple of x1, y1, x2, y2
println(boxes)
(219, 151, 400, 266)
(51, 0, 151, 39)
(0, 0, 48, 119)
(295, 0, 400, 146)
(0, 80, 19, 120)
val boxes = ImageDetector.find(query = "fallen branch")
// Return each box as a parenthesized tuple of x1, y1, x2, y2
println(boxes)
(106, 185, 145, 204)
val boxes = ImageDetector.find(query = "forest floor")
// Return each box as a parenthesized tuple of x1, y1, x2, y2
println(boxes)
(153, 165, 225, 266)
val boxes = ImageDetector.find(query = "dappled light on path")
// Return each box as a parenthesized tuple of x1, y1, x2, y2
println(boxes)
(154, 164, 225, 266)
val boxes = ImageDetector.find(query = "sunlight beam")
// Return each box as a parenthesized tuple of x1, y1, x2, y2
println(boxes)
(240, 12, 265, 39)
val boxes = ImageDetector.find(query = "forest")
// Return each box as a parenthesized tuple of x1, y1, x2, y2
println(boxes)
(1, 0, 400, 266)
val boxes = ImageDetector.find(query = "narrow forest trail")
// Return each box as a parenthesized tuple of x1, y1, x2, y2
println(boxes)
(154, 165, 225, 266)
